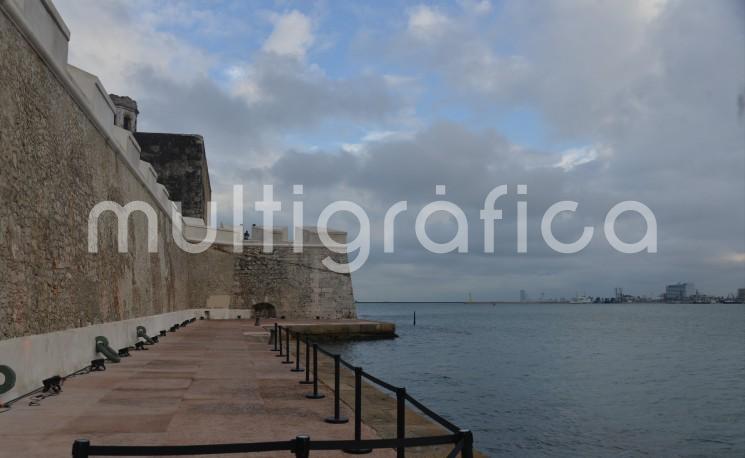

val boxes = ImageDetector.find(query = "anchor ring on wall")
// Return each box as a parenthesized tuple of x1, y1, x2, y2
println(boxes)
(0, 365, 16, 395)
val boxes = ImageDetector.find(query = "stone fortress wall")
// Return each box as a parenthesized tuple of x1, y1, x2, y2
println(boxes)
(0, 0, 357, 401)
(0, 0, 192, 340)
(232, 240, 356, 320)
(0, 0, 356, 339)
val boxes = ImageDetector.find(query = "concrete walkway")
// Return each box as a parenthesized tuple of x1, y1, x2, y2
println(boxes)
(0, 320, 396, 457)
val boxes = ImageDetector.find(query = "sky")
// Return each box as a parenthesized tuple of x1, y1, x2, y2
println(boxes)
(54, 0, 745, 301)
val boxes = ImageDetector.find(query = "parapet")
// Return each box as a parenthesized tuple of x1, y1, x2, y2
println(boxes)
(250, 225, 290, 244)
(242, 226, 348, 247)
(5, 0, 70, 69)
(0, 0, 189, 229)
(67, 65, 116, 132)
(179, 225, 350, 249)
(300, 226, 347, 245)
(182, 217, 244, 246)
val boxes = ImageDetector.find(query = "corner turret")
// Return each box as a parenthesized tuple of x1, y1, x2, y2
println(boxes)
(109, 94, 139, 132)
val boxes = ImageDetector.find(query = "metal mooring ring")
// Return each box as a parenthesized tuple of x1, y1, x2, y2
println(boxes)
(0, 365, 16, 395)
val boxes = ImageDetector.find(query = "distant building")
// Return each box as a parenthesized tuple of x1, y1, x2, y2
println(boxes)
(665, 282, 694, 302)
(737, 288, 745, 303)
(520, 290, 527, 302)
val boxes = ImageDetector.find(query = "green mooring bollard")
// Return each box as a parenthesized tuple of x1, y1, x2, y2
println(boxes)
(95, 336, 121, 363)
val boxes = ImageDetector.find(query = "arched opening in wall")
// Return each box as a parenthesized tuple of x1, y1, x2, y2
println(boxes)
(252, 303, 277, 318)
(123, 114, 131, 130)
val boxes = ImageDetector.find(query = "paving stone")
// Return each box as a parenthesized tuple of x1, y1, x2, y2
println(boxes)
(0, 321, 399, 457)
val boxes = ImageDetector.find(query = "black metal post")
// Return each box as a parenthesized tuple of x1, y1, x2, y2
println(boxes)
(396, 387, 406, 458)
(283, 329, 293, 364)
(272, 322, 279, 351)
(277, 326, 284, 357)
(305, 344, 325, 399)
(292, 332, 303, 372)
(72, 439, 90, 458)
(300, 336, 312, 385)
(325, 354, 348, 424)
(343, 367, 372, 454)
(294, 435, 310, 458)
(460, 429, 474, 458)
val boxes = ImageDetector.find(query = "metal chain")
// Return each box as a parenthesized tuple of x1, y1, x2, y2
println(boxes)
(28, 387, 61, 407)
(0, 363, 96, 412)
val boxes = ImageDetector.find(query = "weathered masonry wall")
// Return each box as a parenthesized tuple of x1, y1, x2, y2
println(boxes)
(0, 0, 357, 346)
(187, 245, 235, 310)
(0, 5, 193, 339)
(186, 243, 357, 320)
(134, 132, 212, 221)
(232, 246, 357, 319)
(0, 0, 360, 407)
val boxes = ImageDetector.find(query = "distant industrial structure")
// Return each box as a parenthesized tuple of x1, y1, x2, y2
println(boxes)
(582, 282, 744, 304)
(665, 282, 694, 302)
(513, 284, 743, 304)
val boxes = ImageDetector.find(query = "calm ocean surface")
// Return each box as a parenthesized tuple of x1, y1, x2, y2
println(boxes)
(326, 303, 745, 457)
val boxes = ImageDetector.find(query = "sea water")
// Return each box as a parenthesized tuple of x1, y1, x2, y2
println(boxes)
(326, 303, 745, 457)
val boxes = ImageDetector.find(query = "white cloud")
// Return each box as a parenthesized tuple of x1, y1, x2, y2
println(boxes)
(225, 65, 246, 80)
(362, 130, 402, 142)
(383, 74, 418, 87)
(341, 130, 415, 155)
(341, 143, 363, 154)
(262, 11, 314, 59)
(554, 144, 612, 171)
(55, 0, 212, 95)
(637, 0, 669, 22)
(458, 0, 493, 15)
(717, 252, 745, 264)
(407, 5, 451, 42)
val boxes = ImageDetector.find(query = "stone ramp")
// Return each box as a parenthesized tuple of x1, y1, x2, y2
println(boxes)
(276, 320, 396, 340)
(0, 320, 395, 457)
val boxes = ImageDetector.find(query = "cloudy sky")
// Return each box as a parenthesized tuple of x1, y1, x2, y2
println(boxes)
(55, 0, 744, 301)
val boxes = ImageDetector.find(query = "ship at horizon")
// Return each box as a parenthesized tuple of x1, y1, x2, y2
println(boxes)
(569, 294, 593, 304)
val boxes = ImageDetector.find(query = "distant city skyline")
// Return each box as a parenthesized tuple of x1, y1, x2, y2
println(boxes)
(361, 281, 744, 303)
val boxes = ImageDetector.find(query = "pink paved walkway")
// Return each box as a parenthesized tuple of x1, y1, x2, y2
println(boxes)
(0, 320, 395, 457)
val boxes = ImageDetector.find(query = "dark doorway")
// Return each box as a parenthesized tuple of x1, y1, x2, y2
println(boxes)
(252, 303, 277, 318)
